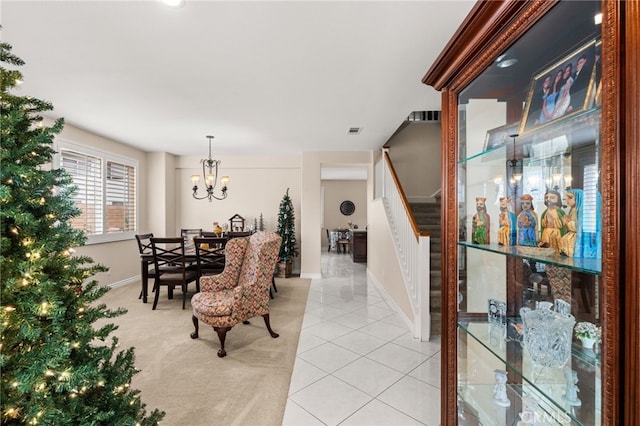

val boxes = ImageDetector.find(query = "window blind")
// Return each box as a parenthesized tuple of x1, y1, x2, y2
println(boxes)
(61, 150, 103, 235)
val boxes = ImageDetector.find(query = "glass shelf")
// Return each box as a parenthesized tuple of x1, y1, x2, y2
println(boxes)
(459, 319, 601, 425)
(458, 242, 601, 274)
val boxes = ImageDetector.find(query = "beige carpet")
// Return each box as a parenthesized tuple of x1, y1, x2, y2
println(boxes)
(100, 277, 310, 425)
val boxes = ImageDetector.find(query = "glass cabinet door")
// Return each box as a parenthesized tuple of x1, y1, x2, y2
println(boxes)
(454, 2, 603, 424)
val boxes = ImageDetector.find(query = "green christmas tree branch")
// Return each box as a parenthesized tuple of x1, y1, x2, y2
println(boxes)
(1, 41, 164, 425)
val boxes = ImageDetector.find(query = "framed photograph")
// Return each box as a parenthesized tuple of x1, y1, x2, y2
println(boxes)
(594, 39, 602, 107)
(519, 39, 598, 135)
(483, 122, 520, 151)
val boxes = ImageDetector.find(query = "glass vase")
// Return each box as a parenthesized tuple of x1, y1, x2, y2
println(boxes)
(520, 307, 576, 368)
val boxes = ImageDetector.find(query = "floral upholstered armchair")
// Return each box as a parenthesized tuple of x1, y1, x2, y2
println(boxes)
(189, 232, 282, 357)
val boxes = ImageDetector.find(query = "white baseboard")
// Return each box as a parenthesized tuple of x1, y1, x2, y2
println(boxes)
(108, 276, 140, 289)
(300, 272, 322, 279)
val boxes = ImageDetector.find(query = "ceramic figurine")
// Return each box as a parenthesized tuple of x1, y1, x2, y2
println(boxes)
(498, 197, 517, 246)
(559, 188, 602, 258)
(517, 194, 538, 246)
(472, 197, 490, 244)
(538, 189, 566, 252)
(563, 369, 582, 406)
(493, 369, 511, 407)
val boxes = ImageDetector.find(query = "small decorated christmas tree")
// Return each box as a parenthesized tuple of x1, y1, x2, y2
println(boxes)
(275, 188, 298, 276)
(258, 213, 265, 231)
(0, 42, 164, 425)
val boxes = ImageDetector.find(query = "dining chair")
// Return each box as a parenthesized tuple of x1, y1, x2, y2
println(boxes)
(325, 228, 331, 252)
(193, 236, 227, 283)
(180, 228, 203, 251)
(135, 233, 158, 300)
(337, 230, 350, 254)
(150, 237, 199, 310)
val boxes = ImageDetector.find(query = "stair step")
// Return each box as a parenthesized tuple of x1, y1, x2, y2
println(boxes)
(409, 202, 440, 208)
(430, 313, 442, 335)
(430, 274, 441, 289)
(430, 291, 441, 310)
(407, 201, 443, 337)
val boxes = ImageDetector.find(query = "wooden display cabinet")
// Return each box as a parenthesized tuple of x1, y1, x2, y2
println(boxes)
(423, 1, 640, 424)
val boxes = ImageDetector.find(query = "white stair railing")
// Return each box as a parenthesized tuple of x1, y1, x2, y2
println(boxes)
(379, 148, 431, 341)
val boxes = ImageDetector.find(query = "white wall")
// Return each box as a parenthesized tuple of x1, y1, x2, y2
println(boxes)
(321, 180, 367, 249)
(367, 199, 413, 319)
(174, 154, 302, 272)
(388, 122, 442, 201)
(300, 151, 373, 278)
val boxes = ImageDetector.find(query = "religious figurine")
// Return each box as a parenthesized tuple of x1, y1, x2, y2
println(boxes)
(472, 197, 490, 244)
(538, 189, 566, 252)
(498, 197, 516, 246)
(559, 190, 579, 257)
(559, 188, 602, 258)
(493, 369, 511, 407)
(517, 194, 538, 246)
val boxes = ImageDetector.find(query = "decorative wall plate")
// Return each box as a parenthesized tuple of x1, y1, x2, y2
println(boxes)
(340, 200, 355, 216)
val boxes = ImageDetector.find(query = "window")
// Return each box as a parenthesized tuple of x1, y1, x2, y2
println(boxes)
(56, 140, 137, 243)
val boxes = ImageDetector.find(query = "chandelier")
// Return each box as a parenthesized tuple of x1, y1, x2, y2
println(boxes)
(190, 135, 229, 202)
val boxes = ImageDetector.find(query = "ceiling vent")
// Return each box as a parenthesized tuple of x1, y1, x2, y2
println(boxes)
(347, 127, 361, 135)
(407, 110, 441, 122)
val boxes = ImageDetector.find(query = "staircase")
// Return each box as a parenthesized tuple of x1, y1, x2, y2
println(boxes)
(409, 197, 442, 335)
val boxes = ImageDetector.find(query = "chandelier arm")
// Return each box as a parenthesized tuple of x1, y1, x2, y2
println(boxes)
(192, 189, 213, 200)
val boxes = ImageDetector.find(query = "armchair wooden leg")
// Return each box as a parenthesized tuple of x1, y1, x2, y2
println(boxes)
(262, 314, 279, 338)
(190, 315, 199, 339)
(213, 327, 231, 358)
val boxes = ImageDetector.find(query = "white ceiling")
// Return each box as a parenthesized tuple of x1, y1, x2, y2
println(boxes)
(1, 0, 474, 157)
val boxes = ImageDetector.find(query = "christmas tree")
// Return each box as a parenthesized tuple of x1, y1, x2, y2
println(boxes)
(0, 42, 164, 424)
(276, 188, 299, 263)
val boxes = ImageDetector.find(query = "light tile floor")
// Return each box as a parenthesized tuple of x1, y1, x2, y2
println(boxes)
(282, 251, 442, 426)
